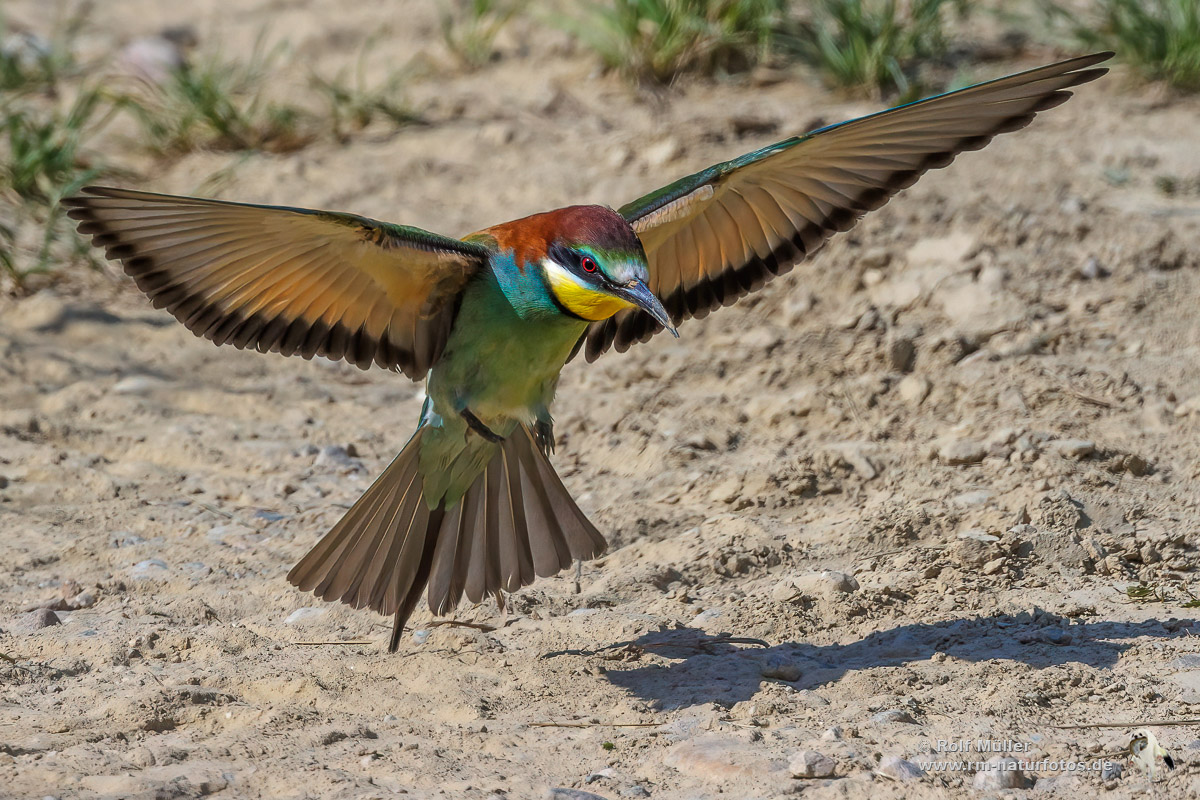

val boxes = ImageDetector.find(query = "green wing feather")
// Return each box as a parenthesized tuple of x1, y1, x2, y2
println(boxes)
(65, 187, 490, 378)
(585, 52, 1112, 360)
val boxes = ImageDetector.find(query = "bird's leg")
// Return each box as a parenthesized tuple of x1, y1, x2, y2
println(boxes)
(534, 418, 556, 454)
(460, 408, 505, 442)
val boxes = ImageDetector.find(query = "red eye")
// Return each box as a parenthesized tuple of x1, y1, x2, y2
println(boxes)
(581, 257, 598, 273)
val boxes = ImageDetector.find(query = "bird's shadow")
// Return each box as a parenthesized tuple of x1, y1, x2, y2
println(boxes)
(596, 613, 1197, 709)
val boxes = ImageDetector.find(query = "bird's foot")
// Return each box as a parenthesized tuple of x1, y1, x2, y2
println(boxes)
(461, 408, 505, 443)
(534, 419, 555, 454)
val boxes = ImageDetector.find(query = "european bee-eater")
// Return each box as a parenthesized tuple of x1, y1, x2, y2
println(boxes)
(66, 53, 1110, 652)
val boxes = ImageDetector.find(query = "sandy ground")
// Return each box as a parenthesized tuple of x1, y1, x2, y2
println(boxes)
(3, 2, 1200, 798)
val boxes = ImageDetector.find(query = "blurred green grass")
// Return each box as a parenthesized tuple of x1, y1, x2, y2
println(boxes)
(558, 0, 788, 84)
(1042, 0, 1200, 91)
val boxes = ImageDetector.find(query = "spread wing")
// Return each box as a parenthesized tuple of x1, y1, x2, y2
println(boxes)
(64, 187, 490, 378)
(582, 52, 1111, 360)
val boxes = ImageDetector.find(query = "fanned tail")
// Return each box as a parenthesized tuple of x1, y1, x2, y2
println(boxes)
(286, 425, 606, 653)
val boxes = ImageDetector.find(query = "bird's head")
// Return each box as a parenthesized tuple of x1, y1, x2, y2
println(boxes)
(486, 205, 676, 335)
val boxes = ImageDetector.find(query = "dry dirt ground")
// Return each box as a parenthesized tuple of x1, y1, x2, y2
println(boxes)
(3, 2, 1200, 799)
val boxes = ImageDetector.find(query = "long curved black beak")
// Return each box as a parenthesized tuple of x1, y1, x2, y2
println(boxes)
(619, 279, 678, 338)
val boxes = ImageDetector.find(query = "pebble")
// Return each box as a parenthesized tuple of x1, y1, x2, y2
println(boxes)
(118, 34, 189, 84)
(26, 608, 61, 630)
(772, 571, 859, 602)
(760, 654, 801, 682)
(897, 375, 931, 405)
(789, 749, 836, 778)
(888, 336, 916, 372)
(584, 768, 615, 784)
(130, 559, 169, 579)
(545, 790, 608, 800)
(1175, 396, 1200, 417)
(1048, 439, 1095, 459)
(111, 375, 167, 396)
(971, 755, 1030, 789)
(71, 591, 96, 608)
(875, 755, 926, 782)
(871, 709, 916, 725)
(284, 607, 328, 624)
(1042, 628, 1072, 645)
(953, 531, 999, 568)
(643, 137, 683, 168)
(1079, 256, 1109, 280)
(313, 445, 364, 473)
(938, 439, 986, 466)
(1101, 761, 1123, 780)
(663, 735, 784, 781)
(982, 557, 1006, 575)
(619, 787, 650, 798)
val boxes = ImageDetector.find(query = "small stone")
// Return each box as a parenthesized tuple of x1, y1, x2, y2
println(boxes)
(1121, 454, 1150, 476)
(971, 755, 1030, 789)
(1101, 761, 1123, 780)
(982, 557, 1006, 575)
(643, 137, 683, 168)
(584, 768, 615, 784)
(1175, 396, 1200, 417)
(664, 735, 786, 782)
(313, 445, 364, 474)
(859, 247, 892, 270)
(773, 571, 858, 602)
(760, 654, 801, 682)
(938, 439, 986, 466)
(118, 34, 189, 84)
(888, 336, 916, 373)
(953, 530, 1000, 568)
(789, 750, 836, 778)
(1042, 627, 1072, 645)
(28, 608, 61, 630)
(0, 475, 8, 489)
(871, 709, 916, 725)
(1049, 439, 1095, 459)
(545, 790, 609, 800)
(71, 591, 96, 609)
(111, 375, 167, 396)
(822, 726, 845, 741)
(876, 755, 926, 782)
(897, 375, 931, 406)
(285, 607, 327, 625)
(619, 787, 650, 798)
(131, 559, 169, 579)
(1079, 256, 1109, 280)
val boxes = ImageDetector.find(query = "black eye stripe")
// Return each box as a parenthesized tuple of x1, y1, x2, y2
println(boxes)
(549, 243, 607, 283)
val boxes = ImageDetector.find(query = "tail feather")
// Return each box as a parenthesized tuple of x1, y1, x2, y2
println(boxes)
(511, 431, 575, 576)
(286, 424, 606, 653)
(498, 447, 536, 591)
(426, 500, 465, 615)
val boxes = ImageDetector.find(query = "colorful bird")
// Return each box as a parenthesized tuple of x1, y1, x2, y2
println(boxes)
(66, 53, 1110, 652)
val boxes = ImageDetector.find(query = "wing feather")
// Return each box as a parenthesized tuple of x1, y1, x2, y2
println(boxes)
(65, 187, 489, 378)
(584, 53, 1110, 357)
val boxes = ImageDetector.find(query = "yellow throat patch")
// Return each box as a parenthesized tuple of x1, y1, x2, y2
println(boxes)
(543, 260, 633, 321)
